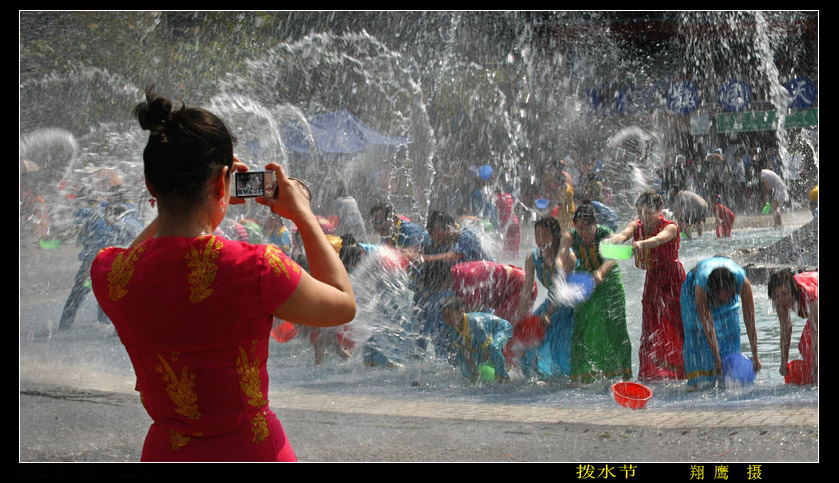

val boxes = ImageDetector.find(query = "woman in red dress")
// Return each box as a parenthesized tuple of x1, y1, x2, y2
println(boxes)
(713, 195, 736, 238)
(769, 270, 818, 384)
(91, 89, 356, 461)
(613, 189, 686, 381)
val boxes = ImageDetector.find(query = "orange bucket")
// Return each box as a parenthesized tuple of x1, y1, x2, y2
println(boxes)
(512, 315, 546, 349)
(270, 320, 298, 343)
(611, 382, 652, 409)
(785, 360, 813, 385)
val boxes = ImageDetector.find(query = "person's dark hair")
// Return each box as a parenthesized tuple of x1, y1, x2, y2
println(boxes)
(572, 203, 598, 225)
(707, 267, 737, 302)
(369, 203, 394, 220)
(635, 188, 663, 210)
(534, 215, 563, 248)
(426, 210, 456, 231)
(768, 269, 800, 301)
(420, 260, 454, 291)
(338, 234, 364, 272)
(133, 87, 237, 209)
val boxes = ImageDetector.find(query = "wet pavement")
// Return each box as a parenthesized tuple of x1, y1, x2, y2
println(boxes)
(19, 375, 818, 462)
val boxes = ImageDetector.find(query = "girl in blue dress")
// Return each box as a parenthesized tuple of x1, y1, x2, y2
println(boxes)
(681, 257, 762, 390)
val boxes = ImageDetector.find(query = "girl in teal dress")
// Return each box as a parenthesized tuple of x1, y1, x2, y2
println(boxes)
(441, 296, 512, 382)
(559, 204, 632, 384)
(517, 216, 575, 378)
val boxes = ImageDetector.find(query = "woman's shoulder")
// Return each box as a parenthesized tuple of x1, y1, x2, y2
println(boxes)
(92, 242, 147, 265)
(794, 271, 818, 301)
(696, 257, 746, 280)
(595, 224, 614, 238)
(97, 235, 269, 262)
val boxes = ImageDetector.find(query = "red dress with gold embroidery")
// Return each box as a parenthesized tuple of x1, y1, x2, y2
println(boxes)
(91, 236, 302, 461)
(633, 215, 687, 381)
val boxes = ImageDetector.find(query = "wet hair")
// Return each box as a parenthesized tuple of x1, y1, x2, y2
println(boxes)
(426, 210, 456, 232)
(767, 269, 806, 318)
(706, 267, 737, 302)
(420, 260, 454, 291)
(133, 88, 236, 209)
(572, 203, 598, 225)
(768, 269, 797, 300)
(338, 234, 365, 272)
(635, 189, 663, 210)
(534, 215, 563, 247)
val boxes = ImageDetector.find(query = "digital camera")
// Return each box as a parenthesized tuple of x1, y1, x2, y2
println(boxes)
(234, 170, 276, 198)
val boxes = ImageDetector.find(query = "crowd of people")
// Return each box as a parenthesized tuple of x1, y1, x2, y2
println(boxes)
(48, 88, 816, 462)
(655, 147, 818, 233)
(261, 153, 815, 391)
(322, 183, 816, 394)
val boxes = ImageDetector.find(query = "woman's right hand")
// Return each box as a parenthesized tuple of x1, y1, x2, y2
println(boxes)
(264, 161, 356, 328)
(256, 162, 311, 222)
(229, 156, 250, 206)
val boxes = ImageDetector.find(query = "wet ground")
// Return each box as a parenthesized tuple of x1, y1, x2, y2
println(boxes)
(20, 378, 817, 463)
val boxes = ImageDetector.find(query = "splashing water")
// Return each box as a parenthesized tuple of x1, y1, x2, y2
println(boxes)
(20, 12, 817, 423)
(548, 266, 590, 307)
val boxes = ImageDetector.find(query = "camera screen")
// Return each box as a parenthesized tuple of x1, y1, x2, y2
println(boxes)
(235, 171, 265, 197)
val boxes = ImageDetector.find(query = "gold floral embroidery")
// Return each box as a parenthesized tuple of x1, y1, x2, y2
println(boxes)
(236, 341, 269, 444)
(169, 429, 191, 451)
(185, 235, 223, 303)
(107, 244, 146, 301)
(155, 353, 201, 420)
(169, 429, 204, 452)
(264, 244, 301, 279)
(250, 411, 270, 444)
(236, 344, 267, 408)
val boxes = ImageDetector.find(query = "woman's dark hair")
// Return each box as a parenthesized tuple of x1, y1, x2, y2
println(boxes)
(338, 234, 364, 272)
(572, 203, 598, 225)
(635, 188, 663, 210)
(420, 260, 453, 291)
(133, 88, 237, 208)
(426, 210, 456, 231)
(534, 215, 563, 248)
(767, 268, 807, 317)
(707, 267, 737, 302)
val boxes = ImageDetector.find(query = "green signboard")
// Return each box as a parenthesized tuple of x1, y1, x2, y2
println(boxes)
(716, 108, 818, 133)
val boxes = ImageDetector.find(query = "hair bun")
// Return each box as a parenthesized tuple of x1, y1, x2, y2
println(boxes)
(134, 88, 173, 133)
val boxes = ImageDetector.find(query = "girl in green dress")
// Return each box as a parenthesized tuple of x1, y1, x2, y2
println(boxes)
(559, 203, 632, 384)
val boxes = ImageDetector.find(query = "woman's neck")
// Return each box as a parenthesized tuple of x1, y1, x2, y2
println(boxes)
(154, 206, 215, 237)
(543, 243, 559, 262)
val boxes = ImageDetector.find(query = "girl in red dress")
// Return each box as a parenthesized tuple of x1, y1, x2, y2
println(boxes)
(769, 270, 818, 384)
(612, 189, 687, 381)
